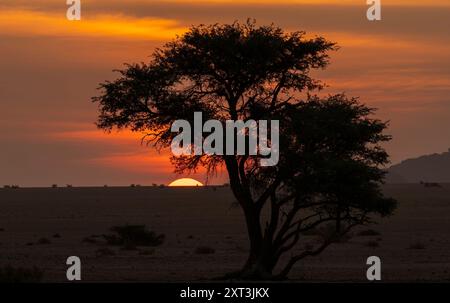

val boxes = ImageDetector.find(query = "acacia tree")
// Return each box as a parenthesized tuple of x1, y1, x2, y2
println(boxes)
(93, 21, 396, 279)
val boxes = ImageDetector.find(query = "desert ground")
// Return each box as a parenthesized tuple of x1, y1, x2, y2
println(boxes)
(0, 184, 449, 282)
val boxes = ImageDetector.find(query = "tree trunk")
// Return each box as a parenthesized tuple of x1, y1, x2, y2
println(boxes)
(236, 204, 278, 280)
(224, 158, 279, 280)
(239, 256, 274, 280)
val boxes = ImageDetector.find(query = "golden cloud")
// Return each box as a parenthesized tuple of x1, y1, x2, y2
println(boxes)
(0, 9, 187, 40)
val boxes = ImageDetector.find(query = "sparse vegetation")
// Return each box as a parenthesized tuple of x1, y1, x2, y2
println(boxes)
(0, 265, 44, 283)
(121, 242, 138, 250)
(409, 242, 426, 250)
(420, 181, 442, 188)
(37, 238, 51, 245)
(365, 241, 380, 248)
(139, 249, 155, 256)
(357, 229, 381, 236)
(103, 225, 165, 248)
(195, 246, 215, 254)
(95, 247, 116, 257)
(3, 185, 19, 189)
(82, 236, 98, 244)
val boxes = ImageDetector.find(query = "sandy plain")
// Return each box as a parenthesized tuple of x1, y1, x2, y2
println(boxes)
(0, 184, 449, 282)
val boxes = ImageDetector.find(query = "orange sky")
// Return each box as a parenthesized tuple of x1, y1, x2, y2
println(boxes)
(0, 0, 449, 186)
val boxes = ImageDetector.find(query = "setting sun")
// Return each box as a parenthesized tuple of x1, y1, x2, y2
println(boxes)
(168, 178, 204, 187)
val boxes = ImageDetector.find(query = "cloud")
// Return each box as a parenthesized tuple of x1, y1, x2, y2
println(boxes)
(90, 152, 172, 174)
(0, 9, 186, 40)
(48, 129, 146, 143)
(2, 3, 449, 44)
(3, 0, 450, 10)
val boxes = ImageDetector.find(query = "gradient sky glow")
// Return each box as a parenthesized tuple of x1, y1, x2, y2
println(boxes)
(1, 0, 449, 186)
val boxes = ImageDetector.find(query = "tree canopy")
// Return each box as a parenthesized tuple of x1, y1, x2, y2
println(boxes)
(93, 21, 396, 279)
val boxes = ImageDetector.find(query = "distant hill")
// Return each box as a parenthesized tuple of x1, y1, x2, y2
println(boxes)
(386, 149, 450, 183)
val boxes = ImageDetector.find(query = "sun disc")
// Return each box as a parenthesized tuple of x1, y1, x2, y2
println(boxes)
(168, 178, 204, 187)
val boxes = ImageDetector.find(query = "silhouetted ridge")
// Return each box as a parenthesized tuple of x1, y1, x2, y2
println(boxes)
(387, 149, 450, 183)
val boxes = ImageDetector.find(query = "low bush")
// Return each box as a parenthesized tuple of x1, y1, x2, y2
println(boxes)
(104, 225, 165, 248)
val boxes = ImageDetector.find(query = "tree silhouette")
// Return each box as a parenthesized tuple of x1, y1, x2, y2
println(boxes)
(93, 21, 396, 280)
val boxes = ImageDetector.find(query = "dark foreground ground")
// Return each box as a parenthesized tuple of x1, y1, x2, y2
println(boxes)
(0, 184, 449, 282)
